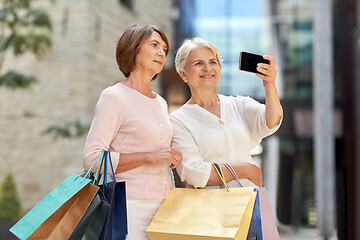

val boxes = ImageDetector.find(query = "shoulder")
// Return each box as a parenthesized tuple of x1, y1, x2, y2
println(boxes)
(221, 94, 260, 108)
(98, 83, 125, 105)
(219, 94, 253, 104)
(169, 104, 192, 119)
(154, 93, 168, 108)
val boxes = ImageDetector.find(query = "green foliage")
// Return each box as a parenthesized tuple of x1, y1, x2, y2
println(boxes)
(0, 173, 21, 222)
(0, 0, 54, 89)
(0, 70, 37, 88)
(42, 118, 91, 140)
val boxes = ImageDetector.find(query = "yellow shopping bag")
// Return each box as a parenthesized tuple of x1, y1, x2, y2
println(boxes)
(146, 187, 256, 240)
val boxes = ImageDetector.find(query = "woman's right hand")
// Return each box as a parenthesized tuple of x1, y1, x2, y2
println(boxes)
(146, 147, 183, 169)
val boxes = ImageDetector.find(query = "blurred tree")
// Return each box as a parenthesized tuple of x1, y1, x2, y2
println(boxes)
(0, 173, 21, 221)
(0, 0, 88, 140)
(0, 0, 53, 89)
(42, 118, 90, 140)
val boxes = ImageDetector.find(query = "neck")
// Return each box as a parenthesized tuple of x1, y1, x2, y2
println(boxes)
(123, 72, 154, 97)
(188, 90, 219, 108)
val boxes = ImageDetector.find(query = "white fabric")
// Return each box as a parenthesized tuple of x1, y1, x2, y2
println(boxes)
(170, 94, 282, 188)
(126, 199, 163, 240)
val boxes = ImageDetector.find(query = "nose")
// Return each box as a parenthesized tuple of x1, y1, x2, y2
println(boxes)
(202, 63, 210, 71)
(158, 48, 166, 57)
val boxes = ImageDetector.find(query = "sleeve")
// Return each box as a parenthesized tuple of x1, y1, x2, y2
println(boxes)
(83, 88, 123, 174)
(170, 113, 212, 188)
(235, 96, 282, 149)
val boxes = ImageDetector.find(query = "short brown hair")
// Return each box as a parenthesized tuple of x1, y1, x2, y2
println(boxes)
(116, 25, 169, 78)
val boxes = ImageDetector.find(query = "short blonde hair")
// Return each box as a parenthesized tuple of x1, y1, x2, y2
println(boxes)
(175, 37, 222, 75)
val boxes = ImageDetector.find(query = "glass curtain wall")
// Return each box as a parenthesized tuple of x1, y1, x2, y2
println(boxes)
(192, 0, 271, 98)
(270, 0, 316, 229)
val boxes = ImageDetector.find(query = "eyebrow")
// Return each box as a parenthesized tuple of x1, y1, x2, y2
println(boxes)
(150, 39, 168, 50)
(192, 58, 217, 63)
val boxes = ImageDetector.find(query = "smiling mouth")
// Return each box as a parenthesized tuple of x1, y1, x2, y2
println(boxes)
(200, 75, 214, 79)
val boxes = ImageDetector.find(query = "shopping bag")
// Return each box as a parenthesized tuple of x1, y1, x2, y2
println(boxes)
(146, 187, 257, 240)
(258, 187, 280, 240)
(247, 189, 262, 240)
(224, 163, 280, 239)
(9, 173, 95, 240)
(68, 152, 110, 240)
(68, 187, 110, 240)
(30, 183, 99, 239)
(99, 180, 127, 240)
(99, 151, 128, 240)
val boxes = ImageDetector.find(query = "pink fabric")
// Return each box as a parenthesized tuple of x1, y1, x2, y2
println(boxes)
(83, 83, 174, 200)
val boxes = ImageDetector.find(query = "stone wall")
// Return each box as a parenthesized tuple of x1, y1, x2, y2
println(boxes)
(0, 0, 175, 212)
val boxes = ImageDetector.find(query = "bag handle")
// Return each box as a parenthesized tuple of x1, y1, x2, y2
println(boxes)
(81, 150, 106, 182)
(223, 163, 243, 187)
(108, 151, 116, 180)
(96, 151, 117, 188)
(212, 163, 229, 192)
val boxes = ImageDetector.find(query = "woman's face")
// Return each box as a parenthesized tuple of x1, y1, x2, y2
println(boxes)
(181, 47, 221, 90)
(134, 31, 168, 76)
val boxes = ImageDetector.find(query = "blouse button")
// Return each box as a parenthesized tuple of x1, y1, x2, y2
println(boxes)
(156, 110, 160, 114)
(161, 168, 165, 172)
(163, 181, 166, 185)
(219, 119, 224, 124)
(160, 123, 164, 127)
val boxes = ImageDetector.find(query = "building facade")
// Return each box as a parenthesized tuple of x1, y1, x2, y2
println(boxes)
(0, 0, 175, 212)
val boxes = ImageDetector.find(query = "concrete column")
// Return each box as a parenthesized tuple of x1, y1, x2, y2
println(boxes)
(313, 0, 335, 238)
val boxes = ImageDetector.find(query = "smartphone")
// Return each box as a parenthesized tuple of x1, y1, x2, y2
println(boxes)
(239, 51, 270, 74)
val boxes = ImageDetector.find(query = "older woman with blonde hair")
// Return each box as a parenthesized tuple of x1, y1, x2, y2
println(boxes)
(170, 37, 283, 189)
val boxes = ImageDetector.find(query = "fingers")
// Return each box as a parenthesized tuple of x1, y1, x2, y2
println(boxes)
(256, 56, 277, 83)
(168, 147, 182, 168)
(263, 55, 275, 66)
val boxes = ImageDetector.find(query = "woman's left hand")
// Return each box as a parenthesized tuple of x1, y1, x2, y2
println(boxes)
(256, 55, 277, 87)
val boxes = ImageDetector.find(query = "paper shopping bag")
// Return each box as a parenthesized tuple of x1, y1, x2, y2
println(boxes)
(29, 182, 98, 239)
(68, 188, 110, 240)
(258, 187, 280, 240)
(99, 180, 127, 240)
(10, 173, 92, 240)
(146, 187, 256, 240)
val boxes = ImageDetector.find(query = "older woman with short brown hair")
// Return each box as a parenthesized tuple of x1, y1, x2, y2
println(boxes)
(83, 24, 182, 240)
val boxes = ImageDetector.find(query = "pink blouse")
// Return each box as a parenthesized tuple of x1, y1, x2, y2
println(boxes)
(83, 83, 174, 200)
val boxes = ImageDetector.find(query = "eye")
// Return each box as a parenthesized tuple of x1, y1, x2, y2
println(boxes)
(194, 62, 201, 66)
(210, 60, 218, 64)
(151, 43, 158, 47)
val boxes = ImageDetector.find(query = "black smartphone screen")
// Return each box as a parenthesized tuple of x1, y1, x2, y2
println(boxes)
(239, 51, 269, 74)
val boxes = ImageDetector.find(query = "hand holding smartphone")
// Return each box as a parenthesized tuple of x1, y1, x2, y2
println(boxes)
(239, 51, 270, 74)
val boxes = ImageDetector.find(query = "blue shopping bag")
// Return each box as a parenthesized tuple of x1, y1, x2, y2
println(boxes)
(99, 151, 128, 240)
(247, 188, 263, 240)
